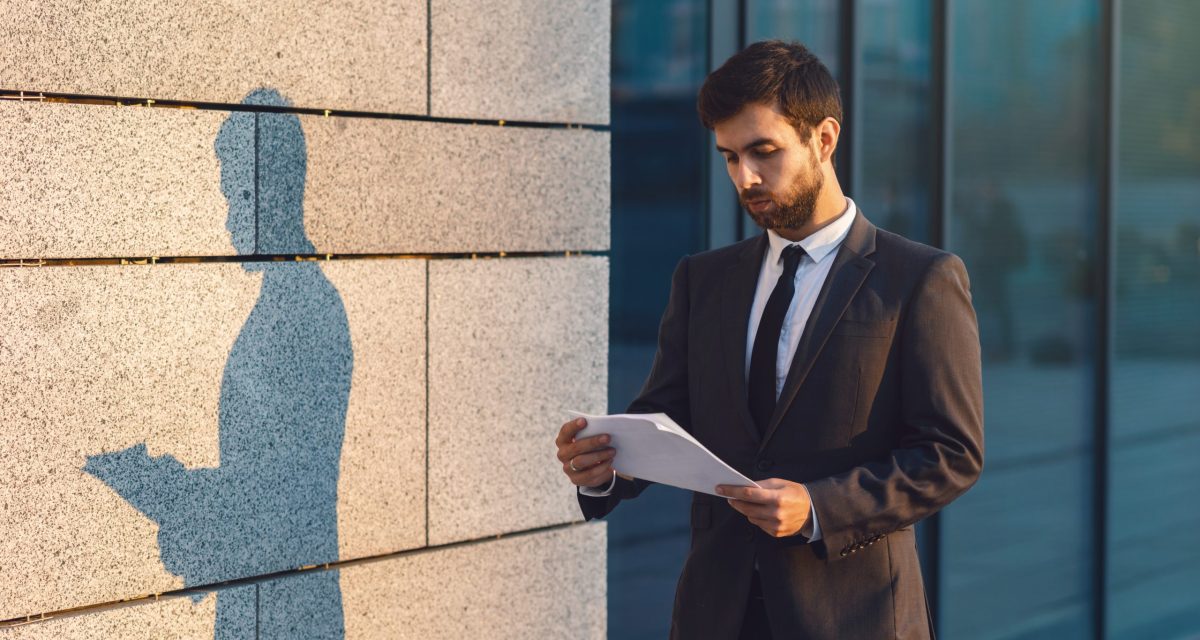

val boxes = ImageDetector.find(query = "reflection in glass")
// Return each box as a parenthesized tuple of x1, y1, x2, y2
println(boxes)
(742, 0, 844, 239)
(1107, 2, 1200, 637)
(608, 1, 709, 638)
(855, 0, 934, 244)
(940, 1, 1102, 638)
(745, 0, 841, 77)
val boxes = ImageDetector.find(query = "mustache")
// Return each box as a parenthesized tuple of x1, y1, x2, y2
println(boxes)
(739, 188, 773, 203)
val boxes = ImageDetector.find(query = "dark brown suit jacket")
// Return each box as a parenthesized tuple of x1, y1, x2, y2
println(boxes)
(580, 213, 984, 639)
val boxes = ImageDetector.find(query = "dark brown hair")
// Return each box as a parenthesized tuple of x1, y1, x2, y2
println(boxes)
(697, 40, 843, 141)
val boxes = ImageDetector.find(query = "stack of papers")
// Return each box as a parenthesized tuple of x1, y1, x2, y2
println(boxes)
(568, 411, 760, 497)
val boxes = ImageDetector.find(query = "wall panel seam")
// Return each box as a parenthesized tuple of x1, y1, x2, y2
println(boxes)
(0, 521, 598, 628)
(0, 91, 610, 131)
(0, 252, 610, 269)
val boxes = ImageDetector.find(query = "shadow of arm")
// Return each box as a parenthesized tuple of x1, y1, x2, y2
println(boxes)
(83, 443, 191, 523)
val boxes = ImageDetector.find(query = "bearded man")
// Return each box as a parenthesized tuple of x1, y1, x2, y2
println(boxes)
(555, 40, 984, 639)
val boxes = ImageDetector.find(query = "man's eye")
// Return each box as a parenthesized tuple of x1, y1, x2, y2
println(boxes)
(724, 155, 737, 164)
(753, 148, 777, 158)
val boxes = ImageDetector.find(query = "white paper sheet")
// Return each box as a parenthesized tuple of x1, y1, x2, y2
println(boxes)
(568, 411, 760, 497)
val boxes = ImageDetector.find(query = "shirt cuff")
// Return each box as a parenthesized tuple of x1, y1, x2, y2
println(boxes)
(807, 501, 823, 541)
(578, 471, 617, 497)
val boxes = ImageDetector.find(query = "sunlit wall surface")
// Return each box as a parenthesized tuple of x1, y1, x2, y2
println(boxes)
(1107, 1, 1200, 638)
(0, 1, 610, 637)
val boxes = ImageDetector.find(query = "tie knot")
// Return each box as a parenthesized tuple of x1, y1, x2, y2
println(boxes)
(781, 244, 806, 272)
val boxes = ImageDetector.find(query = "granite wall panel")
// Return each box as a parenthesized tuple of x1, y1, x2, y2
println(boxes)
(1, 101, 609, 259)
(0, 585, 256, 639)
(0, 260, 426, 619)
(431, 0, 610, 124)
(0, 100, 239, 259)
(258, 523, 606, 639)
(0, 0, 426, 113)
(427, 257, 608, 545)
(296, 116, 610, 253)
(4, 0, 610, 634)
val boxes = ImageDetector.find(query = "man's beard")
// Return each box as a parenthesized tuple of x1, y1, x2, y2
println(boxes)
(740, 160, 824, 231)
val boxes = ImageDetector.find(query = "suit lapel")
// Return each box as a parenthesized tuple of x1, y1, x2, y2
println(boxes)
(759, 214, 878, 451)
(720, 234, 769, 444)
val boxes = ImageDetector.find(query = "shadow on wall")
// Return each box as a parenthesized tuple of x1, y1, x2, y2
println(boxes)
(83, 89, 352, 639)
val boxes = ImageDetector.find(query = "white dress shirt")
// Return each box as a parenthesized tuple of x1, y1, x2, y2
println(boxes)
(581, 199, 860, 543)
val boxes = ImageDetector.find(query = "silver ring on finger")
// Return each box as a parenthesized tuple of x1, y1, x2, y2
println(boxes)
(569, 458, 581, 472)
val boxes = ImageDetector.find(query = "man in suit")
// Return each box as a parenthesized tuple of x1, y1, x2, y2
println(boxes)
(555, 40, 983, 639)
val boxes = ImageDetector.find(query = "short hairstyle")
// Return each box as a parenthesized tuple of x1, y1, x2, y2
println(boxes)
(697, 40, 843, 141)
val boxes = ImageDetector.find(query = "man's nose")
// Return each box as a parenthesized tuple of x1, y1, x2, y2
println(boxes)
(735, 161, 762, 190)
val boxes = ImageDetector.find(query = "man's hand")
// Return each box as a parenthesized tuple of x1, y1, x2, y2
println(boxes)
(717, 478, 813, 538)
(555, 418, 617, 489)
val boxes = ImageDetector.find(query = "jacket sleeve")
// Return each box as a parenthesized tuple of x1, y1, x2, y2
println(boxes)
(804, 253, 984, 561)
(578, 255, 693, 521)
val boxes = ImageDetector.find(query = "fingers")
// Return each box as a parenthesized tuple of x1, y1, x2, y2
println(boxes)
(722, 479, 809, 538)
(555, 418, 588, 448)
(575, 464, 615, 489)
(726, 497, 776, 520)
(563, 450, 617, 488)
(555, 419, 612, 463)
(716, 484, 774, 504)
(562, 434, 611, 461)
(568, 447, 616, 471)
(747, 517, 789, 538)
(555, 417, 621, 488)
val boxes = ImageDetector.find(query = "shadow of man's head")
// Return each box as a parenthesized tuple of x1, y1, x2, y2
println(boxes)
(216, 88, 316, 263)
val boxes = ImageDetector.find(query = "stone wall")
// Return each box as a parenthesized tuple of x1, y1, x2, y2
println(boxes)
(0, 1, 609, 636)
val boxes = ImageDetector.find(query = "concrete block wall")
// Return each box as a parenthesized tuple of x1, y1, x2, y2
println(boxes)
(0, 1, 609, 637)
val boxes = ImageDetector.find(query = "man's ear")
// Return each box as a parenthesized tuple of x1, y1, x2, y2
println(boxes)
(816, 117, 841, 165)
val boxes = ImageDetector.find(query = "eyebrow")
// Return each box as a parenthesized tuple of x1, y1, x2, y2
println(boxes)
(714, 138, 780, 154)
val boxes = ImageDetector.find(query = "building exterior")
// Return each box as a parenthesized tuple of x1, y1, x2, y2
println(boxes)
(1, 1, 609, 637)
(3, 1, 1196, 638)
(608, 1, 1199, 639)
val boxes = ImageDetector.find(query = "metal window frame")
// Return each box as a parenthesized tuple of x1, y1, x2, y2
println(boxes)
(705, 0, 744, 250)
(926, 0, 949, 630)
(1095, 0, 1118, 637)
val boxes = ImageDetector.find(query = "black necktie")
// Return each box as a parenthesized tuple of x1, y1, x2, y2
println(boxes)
(748, 244, 806, 436)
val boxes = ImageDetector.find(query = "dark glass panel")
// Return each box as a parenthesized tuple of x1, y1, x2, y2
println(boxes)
(608, 2, 709, 638)
(855, 0, 936, 244)
(940, 1, 1102, 638)
(745, 0, 842, 76)
(1107, 1, 1200, 637)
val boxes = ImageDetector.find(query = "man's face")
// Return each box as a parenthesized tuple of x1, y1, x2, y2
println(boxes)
(714, 102, 824, 231)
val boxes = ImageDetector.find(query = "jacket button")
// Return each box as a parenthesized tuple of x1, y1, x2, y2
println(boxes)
(756, 459, 772, 471)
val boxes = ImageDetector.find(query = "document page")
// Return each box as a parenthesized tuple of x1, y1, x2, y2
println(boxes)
(568, 411, 760, 497)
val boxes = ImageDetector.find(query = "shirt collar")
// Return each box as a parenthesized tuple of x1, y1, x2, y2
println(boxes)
(766, 197, 857, 266)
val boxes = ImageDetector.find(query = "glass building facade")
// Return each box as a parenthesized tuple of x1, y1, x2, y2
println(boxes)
(606, 1, 1200, 638)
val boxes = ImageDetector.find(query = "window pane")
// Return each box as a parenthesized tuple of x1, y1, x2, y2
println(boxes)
(608, 1, 709, 638)
(940, 1, 1102, 638)
(855, 0, 935, 244)
(1107, 1, 1200, 637)
(745, 0, 841, 77)
(742, 0, 842, 240)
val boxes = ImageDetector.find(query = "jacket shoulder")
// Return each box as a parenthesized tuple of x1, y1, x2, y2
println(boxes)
(872, 225, 964, 272)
